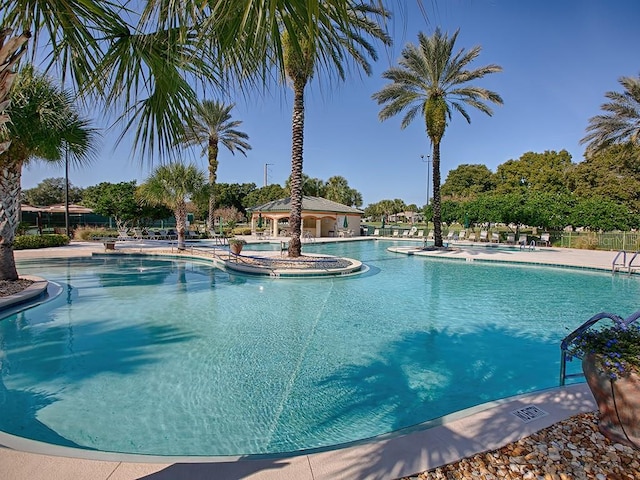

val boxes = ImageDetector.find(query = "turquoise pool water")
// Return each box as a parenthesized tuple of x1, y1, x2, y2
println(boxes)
(1, 240, 638, 456)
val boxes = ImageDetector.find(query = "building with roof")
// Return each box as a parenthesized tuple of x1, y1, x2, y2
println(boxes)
(247, 196, 364, 238)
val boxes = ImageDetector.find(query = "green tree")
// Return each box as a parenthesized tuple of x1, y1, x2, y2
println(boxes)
(23, 177, 83, 206)
(569, 144, 640, 213)
(137, 163, 207, 250)
(285, 174, 326, 197)
(441, 164, 495, 198)
(214, 183, 257, 214)
(373, 28, 503, 247)
(324, 175, 362, 206)
(494, 150, 573, 195)
(570, 197, 635, 232)
(82, 181, 171, 228)
(180, 100, 251, 230)
(282, 2, 391, 257)
(581, 74, 640, 157)
(0, 66, 96, 280)
(243, 184, 287, 209)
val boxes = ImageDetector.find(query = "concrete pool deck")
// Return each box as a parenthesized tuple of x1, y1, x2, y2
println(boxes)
(1, 238, 622, 479)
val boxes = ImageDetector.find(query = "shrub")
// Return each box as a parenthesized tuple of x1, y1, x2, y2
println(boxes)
(232, 226, 252, 235)
(14, 234, 70, 250)
(74, 226, 118, 240)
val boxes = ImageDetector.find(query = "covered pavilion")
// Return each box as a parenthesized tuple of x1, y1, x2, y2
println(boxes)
(247, 196, 364, 238)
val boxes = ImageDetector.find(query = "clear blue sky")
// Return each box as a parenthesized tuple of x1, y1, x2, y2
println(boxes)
(21, 0, 640, 208)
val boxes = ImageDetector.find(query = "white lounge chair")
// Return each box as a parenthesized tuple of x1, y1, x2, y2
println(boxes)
(540, 232, 551, 246)
(417, 230, 424, 238)
(518, 234, 528, 247)
(506, 233, 515, 244)
(392, 230, 399, 237)
(468, 232, 477, 242)
(479, 230, 488, 242)
(458, 230, 466, 241)
(491, 232, 500, 243)
(408, 226, 417, 237)
(373, 228, 380, 236)
(402, 230, 409, 237)
(427, 230, 434, 240)
(446, 230, 456, 241)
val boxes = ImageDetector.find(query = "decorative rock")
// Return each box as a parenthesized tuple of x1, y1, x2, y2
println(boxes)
(401, 412, 640, 480)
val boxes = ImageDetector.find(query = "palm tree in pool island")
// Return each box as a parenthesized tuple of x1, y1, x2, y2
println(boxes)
(282, 1, 391, 257)
(137, 163, 207, 250)
(181, 100, 251, 232)
(373, 28, 503, 248)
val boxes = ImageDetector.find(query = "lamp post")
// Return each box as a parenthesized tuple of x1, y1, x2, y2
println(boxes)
(421, 154, 431, 206)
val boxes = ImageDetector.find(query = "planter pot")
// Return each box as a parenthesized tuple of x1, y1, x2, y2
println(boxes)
(229, 243, 243, 255)
(582, 354, 640, 448)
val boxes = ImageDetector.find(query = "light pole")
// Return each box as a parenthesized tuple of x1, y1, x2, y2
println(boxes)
(421, 154, 431, 206)
(264, 163, 273, 187)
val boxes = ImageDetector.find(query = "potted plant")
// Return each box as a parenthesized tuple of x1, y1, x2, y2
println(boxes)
(566, 323, 640, 448)
(228, 237, 247, 255)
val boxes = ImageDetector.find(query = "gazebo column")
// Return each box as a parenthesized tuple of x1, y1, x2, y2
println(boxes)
(251, 216, 256, 235)
(315, 218, 321, 238)
(272, 219, 279, 238)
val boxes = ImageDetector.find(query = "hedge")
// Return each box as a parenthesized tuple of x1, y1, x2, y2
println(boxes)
(13, 234, 70, 250)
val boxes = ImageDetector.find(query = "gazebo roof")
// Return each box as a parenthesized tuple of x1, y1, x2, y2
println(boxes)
(248, 196, 364, 214)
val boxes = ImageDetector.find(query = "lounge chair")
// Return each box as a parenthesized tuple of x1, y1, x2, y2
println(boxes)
(491, 232, 500, 243)
(518, 234, 528, 247)
(117, 229, 131, 241)
(416, 230, 424, 238)
(373, 228, 380, 236)
(427, 230, 434, 240)
(446, 230, 456, 241)
(402, 230, 409, 237)
(458, 230, 466, 241)
(408, 226, 417, 237)
(468, 232, 477, 242)
(506, 233, 515, 244)
(479, 230, 488, 242)
(392, 230, 399, 237)
(540, 232, 551, 246)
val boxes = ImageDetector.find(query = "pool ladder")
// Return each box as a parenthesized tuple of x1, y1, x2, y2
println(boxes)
(559, 309, 640, 386)
(612, 250, 640, 275)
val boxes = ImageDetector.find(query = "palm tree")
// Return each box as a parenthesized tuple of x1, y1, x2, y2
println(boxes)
(181, 100, 251, 232)
(282, 1, 391, 257)
(137, 163, 206, 250)
(0, 65, 97, 280)
(373, 28, 503, 247)
(581, 74, 640, 157)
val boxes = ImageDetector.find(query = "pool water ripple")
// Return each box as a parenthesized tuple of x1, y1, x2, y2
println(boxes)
(1, 242, 639, 456)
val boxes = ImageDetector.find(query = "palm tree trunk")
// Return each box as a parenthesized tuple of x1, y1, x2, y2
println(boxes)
(0, 161, 22, 280)
(432, 142, 443, 247)
(207, 139, 219, 232)
(175, 200, 187, 250)
(288, 80, 305, 257)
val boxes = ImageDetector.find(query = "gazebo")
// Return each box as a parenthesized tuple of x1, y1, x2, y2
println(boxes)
(247, 196, 364, 238)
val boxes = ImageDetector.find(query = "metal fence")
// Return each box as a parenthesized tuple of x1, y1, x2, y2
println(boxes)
(559, 232, 640, 251)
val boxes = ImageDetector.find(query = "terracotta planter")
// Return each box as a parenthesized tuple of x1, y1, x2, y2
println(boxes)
(229, 243, 243, 255)
(582, 354, 640, 448)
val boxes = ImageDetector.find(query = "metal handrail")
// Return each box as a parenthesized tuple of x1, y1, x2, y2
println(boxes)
(612, 250, 627, 273)
(627, 251, 640, 275)
(559, 310, 639, 386)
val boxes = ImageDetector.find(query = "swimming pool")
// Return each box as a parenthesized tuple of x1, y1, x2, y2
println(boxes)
(1, 240, 638, 457)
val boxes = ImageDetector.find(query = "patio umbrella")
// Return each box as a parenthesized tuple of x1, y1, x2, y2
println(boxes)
(381, 215, 385, 228)
(343, 215, 348, 228)
(257, 212, 263, 228)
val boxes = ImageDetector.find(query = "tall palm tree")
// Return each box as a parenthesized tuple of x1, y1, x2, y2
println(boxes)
(373, 28, 503, 247)
(283, 1, 391, 257)
(0, 65, 97, 280)
(137, 163, 206, 250)
(581, 74, 640, 157)
(181, 100, 251, 232)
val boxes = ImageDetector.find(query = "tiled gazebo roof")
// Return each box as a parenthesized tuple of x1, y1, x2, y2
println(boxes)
(248, 196, 364, 214)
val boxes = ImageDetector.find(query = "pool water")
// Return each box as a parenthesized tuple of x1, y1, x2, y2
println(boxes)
(0, 241, 638, 456)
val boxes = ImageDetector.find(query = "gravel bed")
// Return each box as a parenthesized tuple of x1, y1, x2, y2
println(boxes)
(401, 412, 639, 480)
(0, 279, 34, 297)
